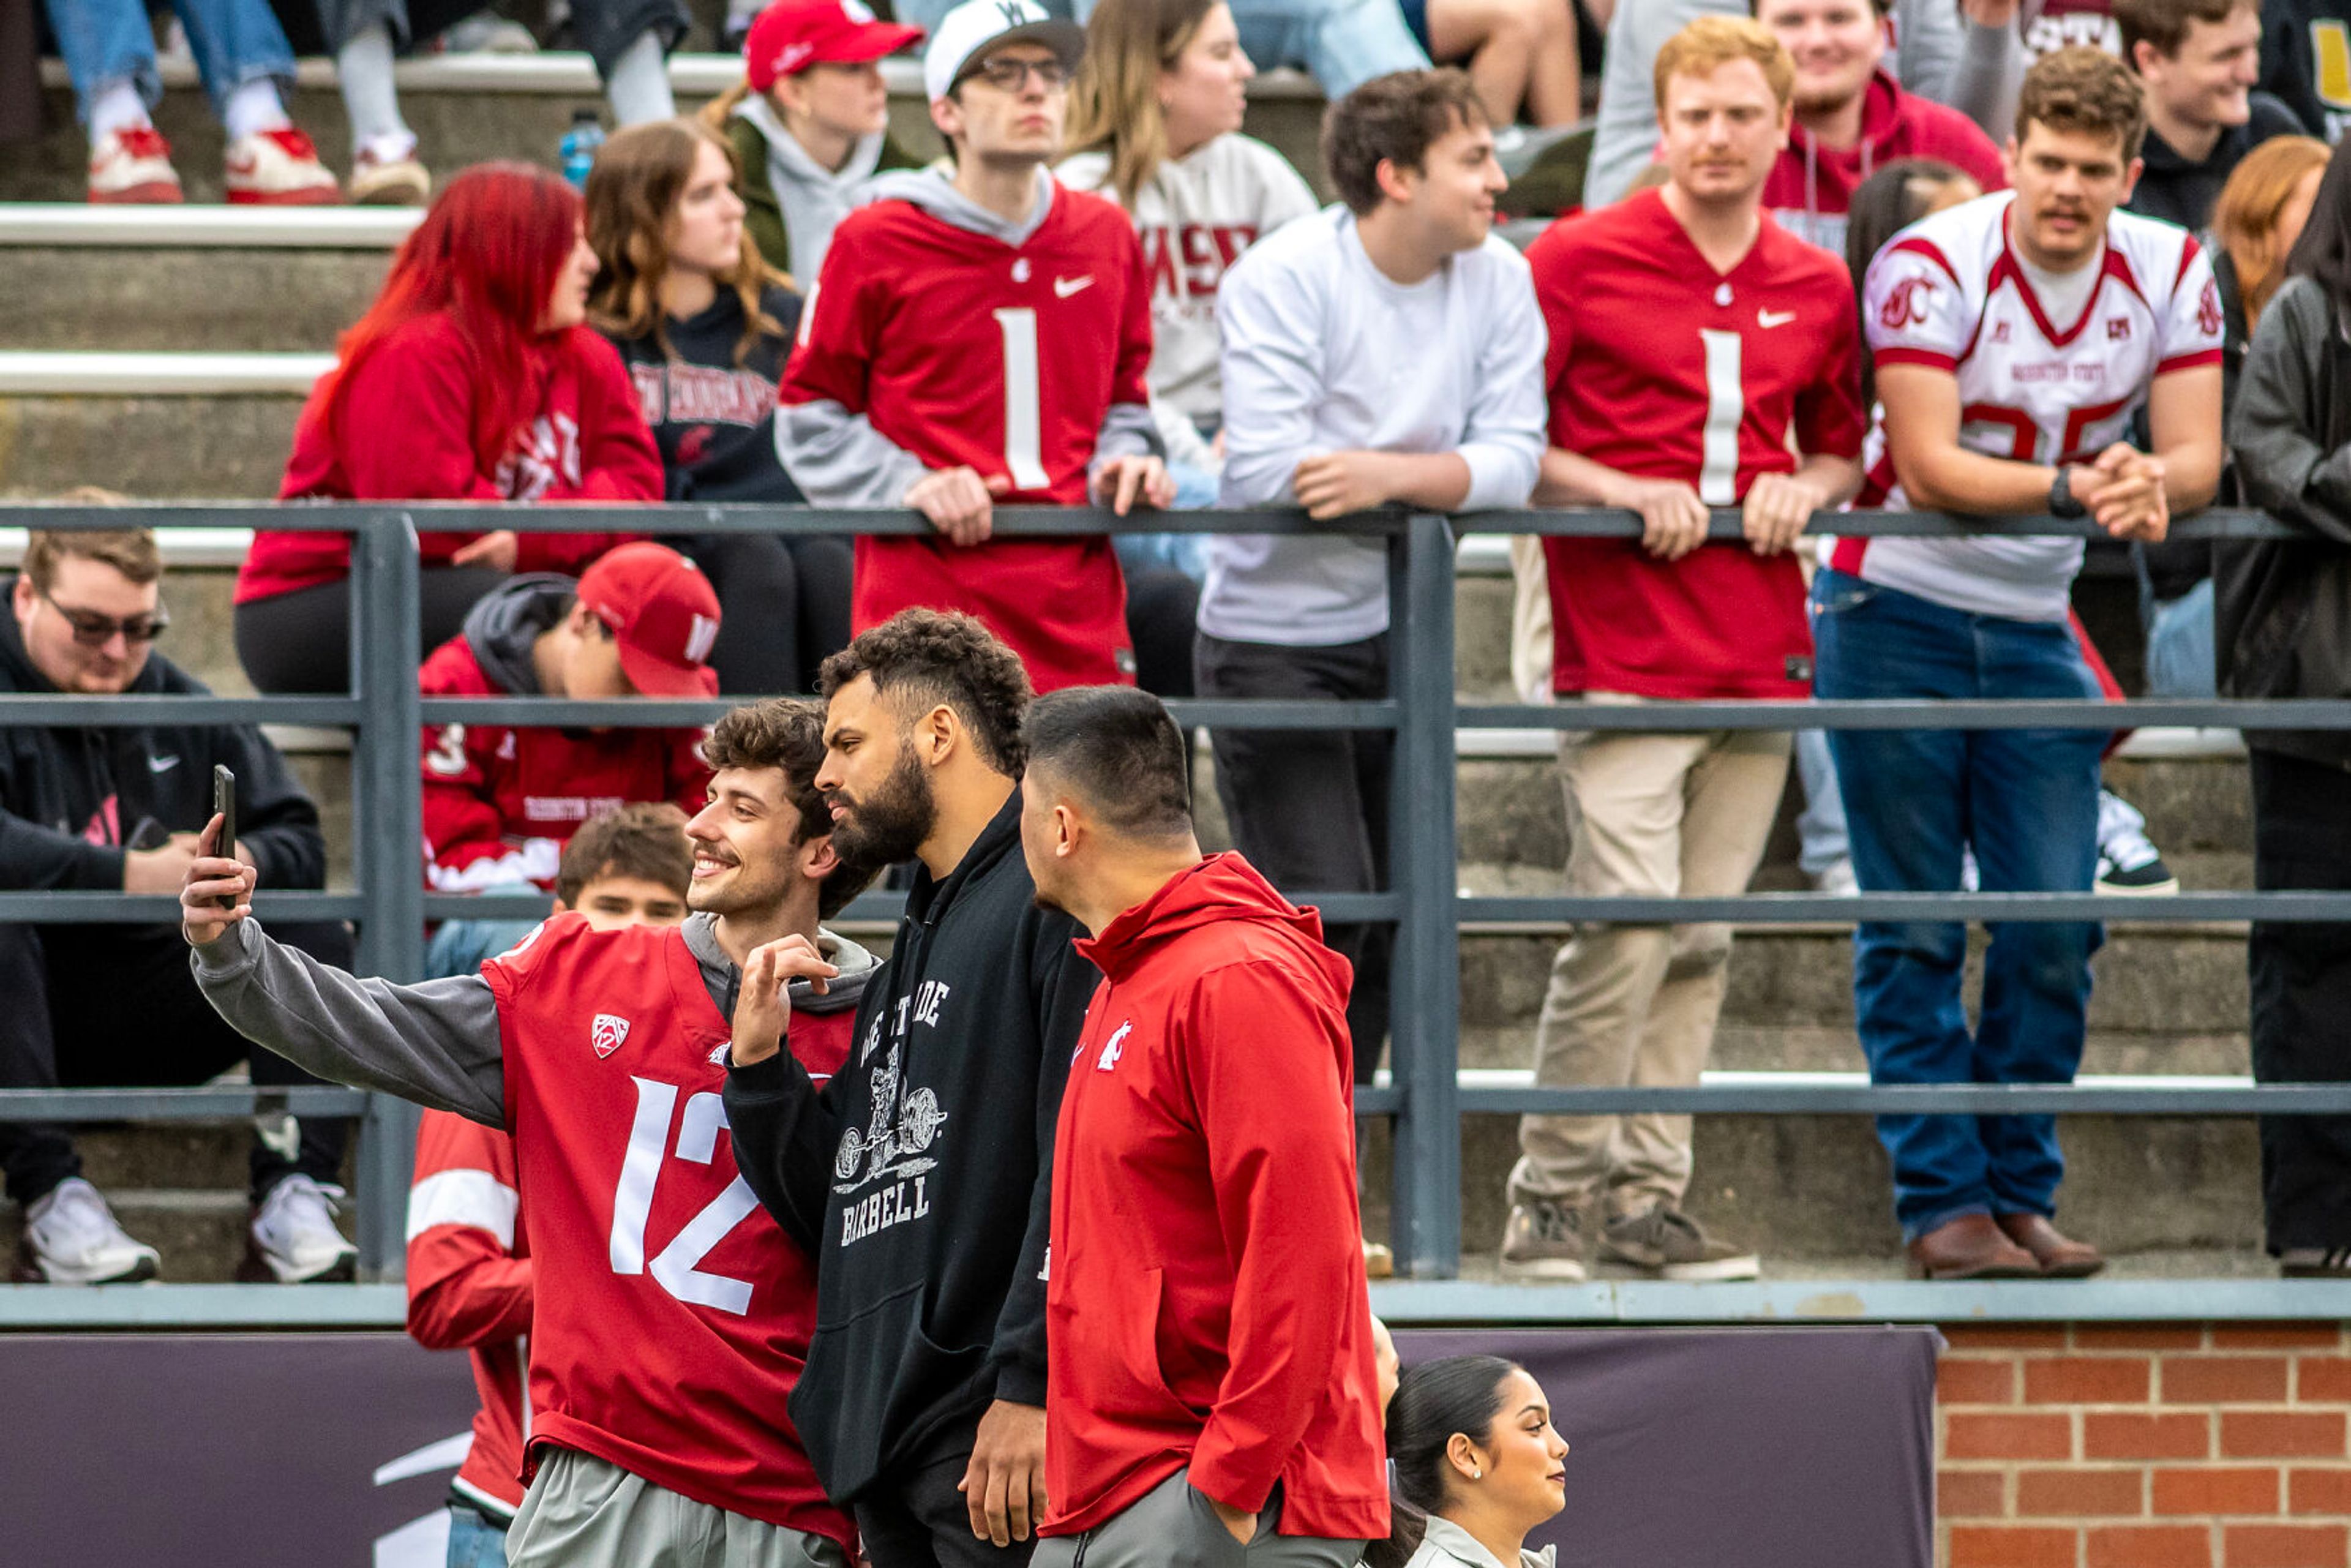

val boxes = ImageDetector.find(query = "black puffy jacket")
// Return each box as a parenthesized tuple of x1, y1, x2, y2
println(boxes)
(2218, 276, 2351, 767)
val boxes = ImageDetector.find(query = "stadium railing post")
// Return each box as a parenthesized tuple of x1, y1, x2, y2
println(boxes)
(352, 510, 426, 1281)
(1389, 512, 1464, 1277)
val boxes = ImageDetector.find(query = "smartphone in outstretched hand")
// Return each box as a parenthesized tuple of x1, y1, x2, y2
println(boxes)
(212, 764, 238, 909)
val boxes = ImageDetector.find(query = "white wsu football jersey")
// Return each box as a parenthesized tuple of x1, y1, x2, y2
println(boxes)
(1835, 191, 2223, 621)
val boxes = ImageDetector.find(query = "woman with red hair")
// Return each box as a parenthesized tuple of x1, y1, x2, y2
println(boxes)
(236, 160, 662, 694)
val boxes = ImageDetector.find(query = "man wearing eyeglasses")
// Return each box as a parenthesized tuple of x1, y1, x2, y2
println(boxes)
(0, 525, 358, 1286)
(776, 0, 1174, 696)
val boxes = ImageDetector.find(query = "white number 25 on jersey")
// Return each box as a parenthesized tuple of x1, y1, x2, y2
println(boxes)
(609, 1076, 761, 1315)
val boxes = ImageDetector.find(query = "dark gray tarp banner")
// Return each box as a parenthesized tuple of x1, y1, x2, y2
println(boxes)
(0, 1325, 1935, 1566)
(1395, 1327, 1939, 1568)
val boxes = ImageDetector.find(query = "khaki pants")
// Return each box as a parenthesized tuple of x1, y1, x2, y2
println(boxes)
(1510, 707, 1791, 1217)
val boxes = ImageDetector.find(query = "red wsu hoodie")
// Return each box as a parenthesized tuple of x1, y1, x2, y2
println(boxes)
(1761, 67, 2007, 257)
(1043, 853, 1388, 1542)
(241, 313, 659, 604)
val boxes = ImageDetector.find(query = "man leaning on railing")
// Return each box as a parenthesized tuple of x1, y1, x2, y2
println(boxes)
(1820, 48, 2225, 1280)
(0, 524, 358, 1286)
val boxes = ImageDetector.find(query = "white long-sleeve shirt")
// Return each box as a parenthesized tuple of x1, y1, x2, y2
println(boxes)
(1204, 206, 1547, 647)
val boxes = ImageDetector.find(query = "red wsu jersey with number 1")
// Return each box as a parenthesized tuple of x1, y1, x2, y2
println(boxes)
(478, 915, 850, 1545)
(778, 182, 1153, 691)
(1529, 190, 1864, 700)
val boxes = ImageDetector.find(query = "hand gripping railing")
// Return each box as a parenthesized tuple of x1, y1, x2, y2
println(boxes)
(0, 500, 2341, 1285)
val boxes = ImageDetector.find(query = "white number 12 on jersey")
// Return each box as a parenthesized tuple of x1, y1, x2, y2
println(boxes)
(610, 1076, 761, 1316)
(992, 307, 1051, 493)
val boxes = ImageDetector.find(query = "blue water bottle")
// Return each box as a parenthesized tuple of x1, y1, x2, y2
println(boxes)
(560, 108, 605, 190)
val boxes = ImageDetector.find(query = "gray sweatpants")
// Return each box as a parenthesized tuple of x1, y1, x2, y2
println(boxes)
(506, 1447, 851, 1568)
(1031, 1468, 1363, 1568)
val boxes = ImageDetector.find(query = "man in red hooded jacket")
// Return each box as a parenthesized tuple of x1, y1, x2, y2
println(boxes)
(1752, 0, 2008, 255)
(1015, 685, 1388, 1568)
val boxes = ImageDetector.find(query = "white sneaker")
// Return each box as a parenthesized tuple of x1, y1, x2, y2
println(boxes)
(242, 1174, 358, 1284)
(88, 124, 184, 204)
(2095, 787, 2180, 895)
(350, 136, 430, 206)
(1810, 858, 1859, 896)
(16, 1177, 161, 1284)
(223, 127, 342, 206)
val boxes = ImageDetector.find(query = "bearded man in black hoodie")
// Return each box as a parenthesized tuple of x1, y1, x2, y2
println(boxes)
(0, 527, 356, 1286)
(726, 609, 1094, 1568)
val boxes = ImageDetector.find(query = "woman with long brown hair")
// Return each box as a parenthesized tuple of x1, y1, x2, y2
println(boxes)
(587, 117, 852, 695)
(2140, 135, 2330, 700)
(239, 160, 659, 694)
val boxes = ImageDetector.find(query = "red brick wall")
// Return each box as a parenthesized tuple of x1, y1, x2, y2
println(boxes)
(1938, 1323, 2351, 1568)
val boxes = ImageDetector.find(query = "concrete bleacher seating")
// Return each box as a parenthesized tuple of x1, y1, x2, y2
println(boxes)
(0, 54, 2279, 1283)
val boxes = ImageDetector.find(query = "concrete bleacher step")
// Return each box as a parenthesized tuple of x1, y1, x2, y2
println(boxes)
(10, 54, 1333, 209)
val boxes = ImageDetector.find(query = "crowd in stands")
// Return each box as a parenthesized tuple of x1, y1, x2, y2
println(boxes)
(8, 0, 2351, 1308)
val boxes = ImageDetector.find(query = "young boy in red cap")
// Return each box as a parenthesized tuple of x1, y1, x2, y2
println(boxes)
(419, 540, 722, 977)
(718, 0, 928, 282)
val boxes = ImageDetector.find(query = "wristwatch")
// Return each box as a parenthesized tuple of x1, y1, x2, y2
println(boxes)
(2048, 467, 2087, 520)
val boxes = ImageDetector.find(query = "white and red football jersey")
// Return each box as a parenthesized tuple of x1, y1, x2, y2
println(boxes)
(2022, 0, 2120, 60)
(1528, 189, 1865, 700)
(478, 915, 851, 1545)
(406, 1111, 531, 1517)
(1842, 191, 2222, 621)
(778, 182, 1153, 692)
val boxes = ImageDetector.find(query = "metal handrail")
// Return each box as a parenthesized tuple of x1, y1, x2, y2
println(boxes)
(0, 500, 2336, 1281)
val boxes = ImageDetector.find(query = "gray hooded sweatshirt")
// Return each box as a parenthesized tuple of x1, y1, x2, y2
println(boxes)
(190, 911, 880, 1124)
(774, 164, 1160, 510)
(733, 93, 892, 289)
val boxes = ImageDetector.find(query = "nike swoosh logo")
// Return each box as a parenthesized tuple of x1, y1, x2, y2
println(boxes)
(1758, 309, 1797, 328)
(148, 755, 179, 773)
(1054, 276, 1093, 298)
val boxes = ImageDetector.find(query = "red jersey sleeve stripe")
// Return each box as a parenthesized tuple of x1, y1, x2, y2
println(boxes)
(2173, 231, 2203, 295)
(1888, 236, 1963, 288)
(1873, 347, 1960, 372)
(2156, 348, 2225, 375)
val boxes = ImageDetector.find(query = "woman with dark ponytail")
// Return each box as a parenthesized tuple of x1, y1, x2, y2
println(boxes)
(1366, 1356, 1570, 1568)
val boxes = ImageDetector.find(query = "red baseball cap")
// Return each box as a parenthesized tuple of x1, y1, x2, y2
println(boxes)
(576, 543, 722, 699)
(744, 0, 925, 91)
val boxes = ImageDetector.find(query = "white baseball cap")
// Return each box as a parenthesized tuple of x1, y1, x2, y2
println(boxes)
(921, 0, 1086, 103)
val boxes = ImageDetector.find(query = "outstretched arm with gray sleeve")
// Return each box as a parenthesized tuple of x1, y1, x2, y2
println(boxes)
(181, 830, 504, 1127)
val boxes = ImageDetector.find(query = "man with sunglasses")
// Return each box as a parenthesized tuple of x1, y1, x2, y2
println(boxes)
(776, 0, 1172, 696)
(0, 526, 357, 1285)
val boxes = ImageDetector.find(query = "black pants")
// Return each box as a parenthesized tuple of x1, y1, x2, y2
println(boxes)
(661, 531, 853, 696)
(2249, 747, 2351, 1252)
(852, 1419, 1033, 1568)
(1194, 631, 1392, 1081)
(1124, 567, 1199, 700)
(0, 920, 356, 1206)
(233, 566, 509, 694)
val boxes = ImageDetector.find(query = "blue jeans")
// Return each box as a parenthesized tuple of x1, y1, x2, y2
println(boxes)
(1793, 729, 1848, 877)
(1114, 460, 1217, 583)
(2145, 578, 2217, 699)
(424, 882, 546, 981)
(446, 1502, 511, 1568)
(1810, 569, 2107, 1239)
(893, 0, 1428, 94)
(42, 0, 295, 122)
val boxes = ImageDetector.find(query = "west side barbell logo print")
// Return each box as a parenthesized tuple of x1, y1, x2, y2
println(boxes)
(592, 1013, 632, 1058)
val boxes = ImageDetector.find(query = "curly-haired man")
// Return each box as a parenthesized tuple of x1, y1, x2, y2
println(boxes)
(726, 608, 1100, 1568)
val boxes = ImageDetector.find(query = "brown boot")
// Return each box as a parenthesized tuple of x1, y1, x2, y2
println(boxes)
(1997, 1214, 2105, 1278)
(1907, 1214, 2041, 1280)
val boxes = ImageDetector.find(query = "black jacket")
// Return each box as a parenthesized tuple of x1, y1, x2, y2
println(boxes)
(724, 792, 1095, 1502)
(599, 285, 805, 505)
(2261, 0, 2351, 142)
(2126, 92, 2308, 234)
(2219, 274, 2351, 766)
(0, 579, 327, 893)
